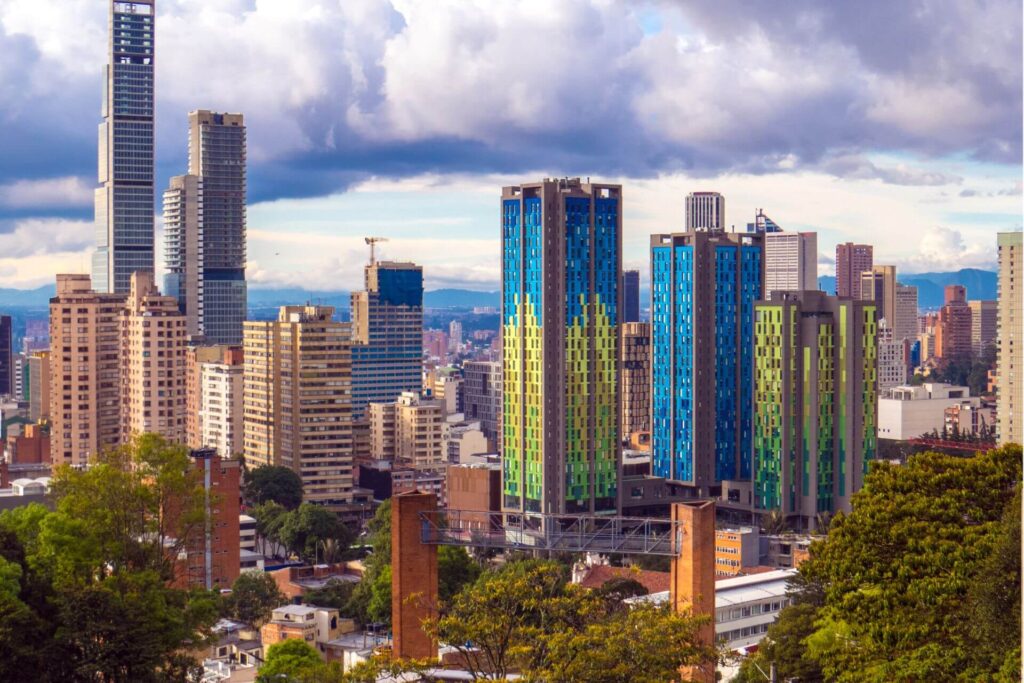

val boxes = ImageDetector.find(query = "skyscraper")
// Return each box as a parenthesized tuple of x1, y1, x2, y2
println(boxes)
(49, 275, 127, 466)
(350, 260, 424, 419)
(894, 283, 919, 342)
(685, 192, 725, 232)
(93, 0, 156, 294)
(501, 178, 621, 516)
(164, 111, 247, 344)
(968, 299, 997, 355)
(650, 229, 764, 495)
(622, 270, 641, 323)
(935, 285, 972, 362)
(997, 232, 1022, 445)
(859, 265, 897, 327)
(621, 322, 651, 440)
(121, 271, 187, 442)
(243, 305, 358, 509)
(835, 243, 873, 299)
(448, 320, 463, 352)
(877, 320, 907, 390)
(764, 231, 817, 294)
(0, 315, 10, 396)
(753, 291, 877, 529)
(463, 360, 502, 448)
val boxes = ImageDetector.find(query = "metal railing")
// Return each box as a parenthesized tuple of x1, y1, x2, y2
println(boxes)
(419, 510, 684, 556)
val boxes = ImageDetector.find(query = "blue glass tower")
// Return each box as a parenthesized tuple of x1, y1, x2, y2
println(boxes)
(350, 260, 424, 420)
(94, 0, 156, 294)
(650, 230, 764, 496)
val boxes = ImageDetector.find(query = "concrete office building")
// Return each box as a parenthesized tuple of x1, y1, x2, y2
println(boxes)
(93, 0, 156, 294)
(164, 111, 247, 345)
(650, 230, 763, 495)
(860, 265, 897, 329)
(621, 322, 651, 440)
(878, 383, 976, 441)
(835, 243, 873, 299)
(685, 191, 725, 231)
(243, 306, 357, 509)
(462, 360, 501, 447)
(448, 320, 463, 352)
(199, 348, 244, 458)
(502, 178, 621, 516)
(877, 320, 907, 390)
(11, 353, 26, 401)
(997, 232, 1022, 445)
(753, 291, 877, 527)
(0, 316, 10, 397)
(49, 275, 127, 466)
(622, 270, 641, 323)
(350, 260, 424, 419)
(28, 352, 50, 422)
(935, 285, 972, 362)
(764, 231, 817, 294)
(121, 272, 187, 443)
(394, 392, 445, 470)
(894, 283, 919, 342)
(968, 299, 997, 355)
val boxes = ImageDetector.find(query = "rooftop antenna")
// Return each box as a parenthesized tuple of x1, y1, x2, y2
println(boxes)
(364, 236, 389, 265)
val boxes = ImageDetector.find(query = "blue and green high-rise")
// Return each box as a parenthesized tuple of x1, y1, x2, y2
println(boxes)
(501, 179, 621, 517)
(753, 290, 877, 529)
(650, 230, 764, 497)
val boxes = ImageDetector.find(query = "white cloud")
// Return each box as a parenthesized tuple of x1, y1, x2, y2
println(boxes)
(0, 218, 93, 258)
(0, 176, 92, 209)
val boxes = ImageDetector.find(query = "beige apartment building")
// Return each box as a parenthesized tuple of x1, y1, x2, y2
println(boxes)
(120, 272, 188, 443)
(243, 306, 357, 509)
(49, 274, 126, 466)
(28, 351, 50, 423)
(186, 345, 227, 448)
(968, 299, 997, 355)
(997, 232, 1022, 445)
(369, 392, 445, 470)
(621, 322, 651, 440)
(199, 347, 244, 457)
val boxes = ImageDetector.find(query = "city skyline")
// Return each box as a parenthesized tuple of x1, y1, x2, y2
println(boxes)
(0, 1, 1019, 291)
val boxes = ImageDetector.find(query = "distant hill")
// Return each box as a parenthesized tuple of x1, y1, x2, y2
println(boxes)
(817, 269, 996, 309)
(248, 288, 351, 309)
(0, 284, 55, 309)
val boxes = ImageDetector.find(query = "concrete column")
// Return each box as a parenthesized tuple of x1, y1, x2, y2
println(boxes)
(391, 491, 439, 661)
(671, 500, 716, 683)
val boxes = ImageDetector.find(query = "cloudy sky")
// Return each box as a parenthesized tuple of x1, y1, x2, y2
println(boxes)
(0, 0, 1020, 291)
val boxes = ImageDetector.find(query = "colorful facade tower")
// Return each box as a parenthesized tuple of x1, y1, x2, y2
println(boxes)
(753, 291, 877, 529)
(93, 0, 156, 294)
(501, 178, 621, 516)
(650, 230, 764, 496)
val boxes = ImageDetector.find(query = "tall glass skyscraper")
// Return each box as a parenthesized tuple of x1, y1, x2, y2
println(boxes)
(622, 269, 640, 323)
(94, 0, 156, 294)
(501, 178, 621, 518)
(350, 260, 424, 420)
(650, 229, 764, 496)
(164, 111, 247, 344)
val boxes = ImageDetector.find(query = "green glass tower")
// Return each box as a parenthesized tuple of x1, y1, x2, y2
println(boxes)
(501, 178, 621, 518)
(753, 290, 877, 529)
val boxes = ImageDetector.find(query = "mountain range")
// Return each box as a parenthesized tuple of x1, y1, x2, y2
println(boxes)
(0, 269, 996, 312)
(817, 268, 998, 309)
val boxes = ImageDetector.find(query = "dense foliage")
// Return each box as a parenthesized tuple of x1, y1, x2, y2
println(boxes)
(224, 571, 287, 628)
(251, 501, 354, 564)
(736, 444, 1021, 683)
(244, 464, 305, 510)
(0, 434, 221, 682)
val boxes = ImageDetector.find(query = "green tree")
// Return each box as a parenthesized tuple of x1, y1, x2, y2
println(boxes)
(251, 500, 288, 558)
(278, 503, 354, 564)
(225, 571, 287, 628)
(302, 577, 357, 610)
(437, 545, 480, 603)
(0, 434, 222, 682)
(244, 465, 305, 510)
(256, 638, 326, 682)
(801, 445, 1021, 682)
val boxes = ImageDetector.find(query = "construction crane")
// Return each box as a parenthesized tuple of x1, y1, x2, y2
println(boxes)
(364, 236, 389, 265)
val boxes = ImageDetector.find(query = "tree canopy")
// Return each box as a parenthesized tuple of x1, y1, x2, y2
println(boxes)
(244, 465, 305, 510)
(737, 444, 1021, 683)
(0, 434, 221, 682)
(224, 571, 287, 628)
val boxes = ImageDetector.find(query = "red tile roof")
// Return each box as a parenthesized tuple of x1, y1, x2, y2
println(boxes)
(576, 564, 671, 594)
